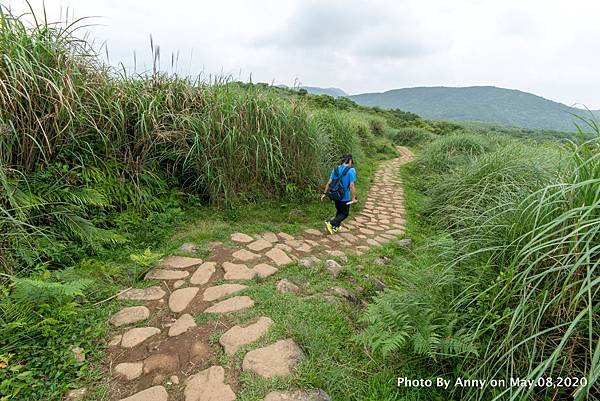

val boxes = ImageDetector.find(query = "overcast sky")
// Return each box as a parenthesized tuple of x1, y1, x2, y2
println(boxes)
(5, 0, 600, 108)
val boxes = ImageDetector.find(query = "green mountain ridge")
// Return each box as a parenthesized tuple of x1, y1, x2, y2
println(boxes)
(347, 86, 597, 132)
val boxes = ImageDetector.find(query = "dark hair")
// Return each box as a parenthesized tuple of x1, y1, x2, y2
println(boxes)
(341, 153, 353, 164)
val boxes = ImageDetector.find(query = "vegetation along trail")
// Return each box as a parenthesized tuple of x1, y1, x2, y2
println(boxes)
(105, 148, 414, 401)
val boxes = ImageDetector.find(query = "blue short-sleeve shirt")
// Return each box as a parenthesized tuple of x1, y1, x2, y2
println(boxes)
(330, 165, 357, 202)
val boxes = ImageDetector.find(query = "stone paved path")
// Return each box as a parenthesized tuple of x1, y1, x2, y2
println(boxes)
(105, 148, 413, 401)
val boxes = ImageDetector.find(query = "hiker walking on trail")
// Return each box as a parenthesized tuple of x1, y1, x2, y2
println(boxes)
(321, 154, 357, 234)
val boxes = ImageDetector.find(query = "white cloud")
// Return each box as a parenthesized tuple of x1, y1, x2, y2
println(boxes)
(4, 0, 600, 107)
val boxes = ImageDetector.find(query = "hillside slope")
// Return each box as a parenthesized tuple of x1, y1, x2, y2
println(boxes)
(349, 86, 597, 131)
(300, 86, 348, 97)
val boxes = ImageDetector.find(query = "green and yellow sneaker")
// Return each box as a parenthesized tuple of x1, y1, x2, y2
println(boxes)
(325, 221, 334, 235)
(332, 226, 340, 234)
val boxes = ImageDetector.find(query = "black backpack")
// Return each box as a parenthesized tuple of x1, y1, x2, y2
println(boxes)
(327, 166, 351, 201)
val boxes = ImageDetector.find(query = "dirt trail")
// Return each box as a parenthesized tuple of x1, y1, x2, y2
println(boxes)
(104, 147, 414, 401)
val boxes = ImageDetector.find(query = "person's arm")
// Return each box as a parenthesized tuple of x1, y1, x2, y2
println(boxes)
(320, 178, 332, 201)
(349, 182, 357, 202)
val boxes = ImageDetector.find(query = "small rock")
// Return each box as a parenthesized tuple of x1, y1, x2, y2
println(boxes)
(168, 313, 197, 337)
(324, 260, 342, 278)
(374, 256, 391, 266)
(185, 365, 235, 401)
(367, 275, 386, 291)
(152, 374, 166, 386)
(71, 346, 85, 362)
(117, 385, 168, 401)
(173, 279, 186, 289)
(170, 375, 180, 385)
(332, 287, 359, 304)
(179, 242, 198, 253)
(109, 306, 150, 327)
(397, 238, 412, 248)
(108, 334, 122, 347)
(114, 362, 143, 380)
(298, 256, 320, 268)
(276, 279, 300, 294)
(143, 353, 179, 374)
(338, 254, 349, 264)
(65, 387, 88, 401)
(242, 339, 304, 378)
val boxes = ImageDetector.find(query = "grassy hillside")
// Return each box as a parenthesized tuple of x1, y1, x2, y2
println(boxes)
(349, 85, 598, 132)
(300, 86, 348, 97)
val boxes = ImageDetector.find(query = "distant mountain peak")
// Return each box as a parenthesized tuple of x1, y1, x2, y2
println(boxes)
(348, 86, 595, 131)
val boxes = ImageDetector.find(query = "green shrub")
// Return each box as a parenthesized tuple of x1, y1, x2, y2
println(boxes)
(391, 127, 436, 147)
(417, 133, 494, 173)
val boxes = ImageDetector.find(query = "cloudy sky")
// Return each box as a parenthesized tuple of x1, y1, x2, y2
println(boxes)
(5, 0, 600, 108)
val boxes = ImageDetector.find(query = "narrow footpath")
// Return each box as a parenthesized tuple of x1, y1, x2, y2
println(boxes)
(105, 148, 414, 401)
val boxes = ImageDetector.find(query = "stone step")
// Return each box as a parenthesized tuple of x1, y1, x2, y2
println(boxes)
(203, 284, 248, 302)
(219, 316, 273, 355)
(242, 339, 303, 378)
(184, 365, 235, 401)
(118, 385, 168, 401)
(160, 256, 203, 269)
(169, 287, 199, 313)
(190, 262, 216, 285)
(109, 306, 150, 327)
(118, 286, 165, 301)
(204, 296, 254, 314)
(168, 313, 197, 337)
(120, 327, 161, 348)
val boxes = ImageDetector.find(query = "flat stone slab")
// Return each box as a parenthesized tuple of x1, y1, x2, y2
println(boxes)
(231, 232, 254, 243)
(169, 313, 197, 337)
(118, 385, 168, 401)
(223, 262, 256, 280)
(204, 296, 254, 314)
(190, 262, 216, 285)
(219, 316, 273, 355)
(146, 269, 190, 280)
(253, 263, 278, 278)
(263, 389, 331, 401)
(247, 238, 272, 252)
(203, 284, 248, 301)
(262, 232, 279, 243)
(242, 339, 303, 378)
(169, 287, 199, 313)
(121, 327, 161, 348)
(265, 248, 293, 266)
(161, 256, 203, 269)
(109, 306, 150, 327)
(304, 228, 322, 236)
(232, 249, 261, 262)
(118, 286, 165, 301)
(114, 362, 143, 381)
(185, 365, 235, 401)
